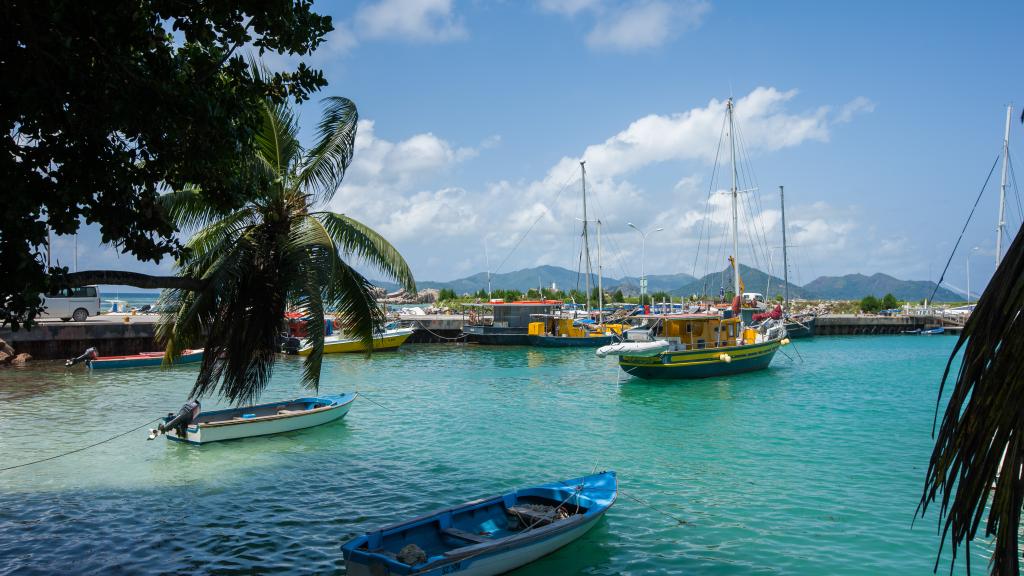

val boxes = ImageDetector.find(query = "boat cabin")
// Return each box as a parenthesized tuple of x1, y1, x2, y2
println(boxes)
(642, 314, 757, 350)
(467, 300, 563, 328)
(528, 316, 626, 339)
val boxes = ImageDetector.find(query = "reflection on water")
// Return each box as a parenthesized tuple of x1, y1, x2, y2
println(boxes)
(0, 338, 988, 574)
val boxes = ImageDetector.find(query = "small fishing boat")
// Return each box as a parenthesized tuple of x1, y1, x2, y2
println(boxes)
(67, 348, 204, 369)
(528, 316, 626, 348)
(463, 300, 563, 345)
(296, 325, 415, 355)
(342, 470, 616, 576)
(921, 327, 945, 335)
(148, 394, 356, 445)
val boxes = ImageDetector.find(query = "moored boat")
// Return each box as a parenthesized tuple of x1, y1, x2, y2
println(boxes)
(784, 315, 816, 338)
(616, 314, 786, 379)
(294, 325, 415, 355)
(463, 300, 563, 345)
(75, 349, 204, 369)
(528, 315, 626, 348)
(148, 393, 355, 445)
(341, 470, 616, 576)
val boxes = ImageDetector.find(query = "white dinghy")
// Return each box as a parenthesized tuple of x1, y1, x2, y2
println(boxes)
(595, 340, 670, 358)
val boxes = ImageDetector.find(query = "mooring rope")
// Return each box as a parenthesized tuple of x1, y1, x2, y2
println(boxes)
(412, 320, 467, 342)
(355, 391, 394, 412)
(0, 417, 161, 472)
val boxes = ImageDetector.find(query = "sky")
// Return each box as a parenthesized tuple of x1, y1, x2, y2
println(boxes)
(58, 0, 1024, 296)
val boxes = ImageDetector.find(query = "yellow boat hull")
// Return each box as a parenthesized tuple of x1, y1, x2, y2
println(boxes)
(297, 329, 414, 356)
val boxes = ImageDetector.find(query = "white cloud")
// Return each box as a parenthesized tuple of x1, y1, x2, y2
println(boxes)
(356, 0, 467, 42)
(331, 87, 865, 282)
(835, 96, 876, 124)
(538, 0, 602, 16)
(331, 120, 484, 244)
(541, 0, 710, 51)
(586, 1, 708, 51)
(546, 87, 829, 183)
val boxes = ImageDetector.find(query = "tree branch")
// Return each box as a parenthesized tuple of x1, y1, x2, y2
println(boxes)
(65, 270, 206, 291)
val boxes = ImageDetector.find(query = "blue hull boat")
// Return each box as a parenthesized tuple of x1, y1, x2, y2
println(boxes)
(342, 471, 616, 576)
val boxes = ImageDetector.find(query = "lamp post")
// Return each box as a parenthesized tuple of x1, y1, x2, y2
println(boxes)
(628, 223, 663, 307)
(967, 246, 980, 305)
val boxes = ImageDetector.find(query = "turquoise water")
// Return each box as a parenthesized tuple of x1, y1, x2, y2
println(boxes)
(0, 337, 986, 574)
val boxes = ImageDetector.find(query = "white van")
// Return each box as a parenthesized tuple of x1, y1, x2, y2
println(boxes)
(39, 286, 101, 322)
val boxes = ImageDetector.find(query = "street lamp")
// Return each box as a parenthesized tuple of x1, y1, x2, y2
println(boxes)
(627, 222, 663, 307)
(967, 246, 980, 305)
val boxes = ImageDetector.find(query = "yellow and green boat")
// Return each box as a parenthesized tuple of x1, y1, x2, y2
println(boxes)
(616, 314, 786, 379)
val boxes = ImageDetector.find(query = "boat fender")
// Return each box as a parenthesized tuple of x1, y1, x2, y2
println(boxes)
(719, 353, 732, 363)
(151, 400, 201, 439)
(781, 338, 790, 345)
(66, 347, 98, 367)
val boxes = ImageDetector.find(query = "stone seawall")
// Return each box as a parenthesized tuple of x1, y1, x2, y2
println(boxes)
(0, 318, 159, 360)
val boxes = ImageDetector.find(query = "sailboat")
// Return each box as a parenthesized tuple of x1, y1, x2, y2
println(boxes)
(777, 185, 816, 338)
(604, 98, 789, 379)
(528, 161, 627, 347)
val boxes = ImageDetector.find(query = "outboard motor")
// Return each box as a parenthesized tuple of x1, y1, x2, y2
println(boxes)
(280, 335, 302, 355)
(148, 400, 201, 440)
(66, 347, 98, 367)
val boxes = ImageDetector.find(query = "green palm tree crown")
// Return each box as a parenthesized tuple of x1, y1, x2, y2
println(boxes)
(156, 91, 415, 405)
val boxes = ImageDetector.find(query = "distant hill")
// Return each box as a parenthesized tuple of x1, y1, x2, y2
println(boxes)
(415, 265, 620, 294)
(613, 272, 696, 295)
(671, 264, 811, 299)
(376, 266, 965, 302)
(803, 273, 961, 302)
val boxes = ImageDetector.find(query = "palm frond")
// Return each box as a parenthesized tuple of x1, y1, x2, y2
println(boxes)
(254, 99, 303, 196)
(920, 227, 1024, 575)
(158, 185, 228, 232)
(315, 211, 416, 293)
(298, 96, 358, 204)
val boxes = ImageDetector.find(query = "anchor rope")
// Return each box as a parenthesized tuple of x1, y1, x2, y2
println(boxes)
(0, 417, 161, 472)
(355, 391, 394, 412)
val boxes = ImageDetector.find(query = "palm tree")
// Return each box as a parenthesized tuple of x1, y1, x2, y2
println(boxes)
(155, 91, 415, 405)
(920, 224, 1024, 573)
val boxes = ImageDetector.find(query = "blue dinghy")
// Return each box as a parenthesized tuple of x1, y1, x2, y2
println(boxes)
(342, 470, 616, 576)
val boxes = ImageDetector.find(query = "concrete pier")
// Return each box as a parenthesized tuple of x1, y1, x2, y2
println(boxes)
(398, 314, 467, 343)
(815, 314, 961, 335)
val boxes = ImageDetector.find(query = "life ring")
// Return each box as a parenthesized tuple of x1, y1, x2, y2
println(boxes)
(333, 318, 342, 330)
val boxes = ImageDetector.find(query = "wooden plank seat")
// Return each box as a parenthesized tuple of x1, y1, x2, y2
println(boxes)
(441, 527, 490, 544)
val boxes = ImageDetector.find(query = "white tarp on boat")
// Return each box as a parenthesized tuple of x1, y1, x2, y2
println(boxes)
(595, 340, 671, 358)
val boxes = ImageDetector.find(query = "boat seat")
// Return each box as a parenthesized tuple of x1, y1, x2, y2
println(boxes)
(277, 409, 303, 415)
(440, 527, 490, 544)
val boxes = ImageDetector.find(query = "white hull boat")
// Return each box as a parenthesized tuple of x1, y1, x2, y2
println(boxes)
(148, 394, 355, 445)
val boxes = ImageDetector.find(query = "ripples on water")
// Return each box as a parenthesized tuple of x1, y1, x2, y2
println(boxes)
(0, 337, 988, 574)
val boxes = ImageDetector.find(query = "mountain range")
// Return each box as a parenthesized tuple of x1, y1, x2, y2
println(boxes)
(375, 265, 963, 302)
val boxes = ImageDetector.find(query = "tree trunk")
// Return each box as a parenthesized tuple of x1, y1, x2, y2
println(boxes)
(65, 270, 205, 291)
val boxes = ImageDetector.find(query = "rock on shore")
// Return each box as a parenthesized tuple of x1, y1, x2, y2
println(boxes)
(0, 339, 29, 365)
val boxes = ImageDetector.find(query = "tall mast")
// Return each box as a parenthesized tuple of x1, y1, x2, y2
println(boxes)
(581, 161, 592, 312)
(997, 104, 1012, 266)
(484, 237, 492, 299)
(728, 98, 740, 299)
(780, 185, 789, 309)
(597, 219, 604, 325)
